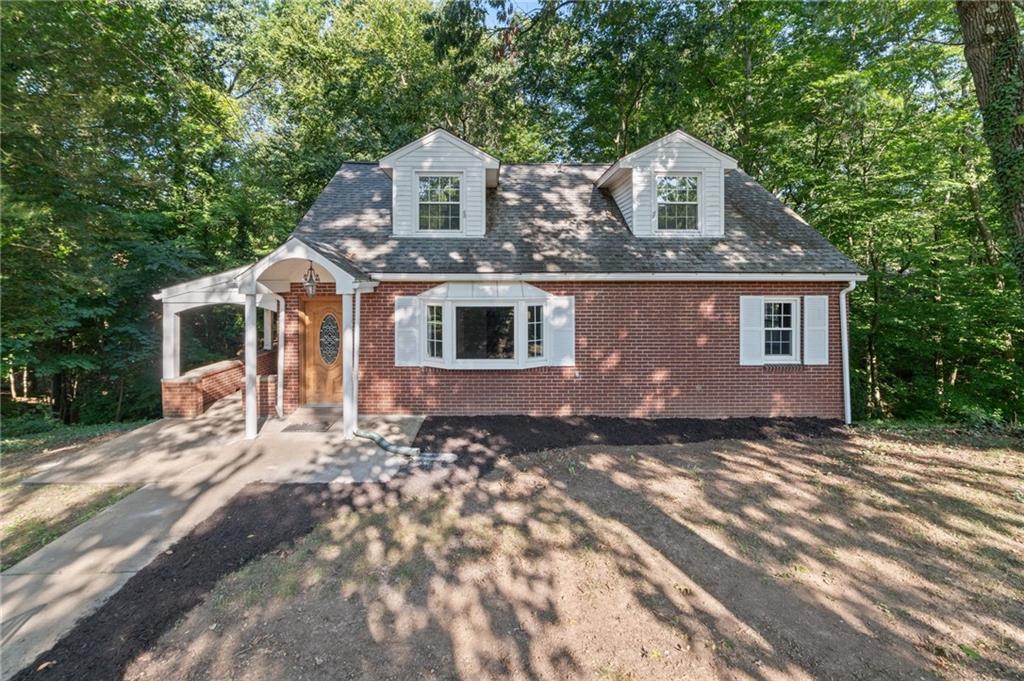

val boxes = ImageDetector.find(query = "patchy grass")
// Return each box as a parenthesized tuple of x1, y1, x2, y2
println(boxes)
(124, 426, 1022, 681)
(1, 421, 147, 570)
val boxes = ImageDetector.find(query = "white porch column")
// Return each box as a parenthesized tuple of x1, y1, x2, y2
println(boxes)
(341, 293, 355, 438)
(276, 298, 284, 418)
(161, 304, 180, 379)
(244, 293, 258, 439)
(353, 290, 361, 412)
(263, 308, 273, 350)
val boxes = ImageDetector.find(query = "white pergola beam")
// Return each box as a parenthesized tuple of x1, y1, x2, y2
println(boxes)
(160, 290, 278, 311)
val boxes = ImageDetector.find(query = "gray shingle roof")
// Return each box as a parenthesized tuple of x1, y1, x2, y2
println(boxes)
(292, 163, 861, 276)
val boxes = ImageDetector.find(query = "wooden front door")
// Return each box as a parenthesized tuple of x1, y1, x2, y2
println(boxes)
(301, 297, 343, 404)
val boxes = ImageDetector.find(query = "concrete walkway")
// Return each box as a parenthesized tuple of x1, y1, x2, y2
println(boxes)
(1, 398, 424, 680)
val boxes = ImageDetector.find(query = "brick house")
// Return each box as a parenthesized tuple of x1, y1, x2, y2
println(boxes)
(154, 129, 864, 439)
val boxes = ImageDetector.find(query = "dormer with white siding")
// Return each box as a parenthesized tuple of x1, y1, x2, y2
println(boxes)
(379, 129, 500, 238)
(595, 130, 738, 238)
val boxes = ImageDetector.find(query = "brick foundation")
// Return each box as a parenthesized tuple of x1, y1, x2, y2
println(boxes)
(282, 281, 847, 420)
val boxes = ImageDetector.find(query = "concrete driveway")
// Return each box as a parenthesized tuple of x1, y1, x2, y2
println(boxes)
(1, 397, 424, 680)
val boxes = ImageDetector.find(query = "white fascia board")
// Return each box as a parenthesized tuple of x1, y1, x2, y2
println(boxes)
(371, 272, 868, 283)
(595, 130, 737, 187)
(152, 263, 251, 300)
(162, 291, 279, 312)
(594, 161, 620, 188)
(237, 236, 360, 294)
(594, 161, 626, 188)
(620, 130, 739, 169)
(379, 129, 500, 169)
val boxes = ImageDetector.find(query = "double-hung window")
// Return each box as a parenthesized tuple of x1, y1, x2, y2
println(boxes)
(426, 304, 443, 359)
(763, 298, 798, 362)
(527, 304, 544, 358)
(418, 175, 461, 231)
(655, 174, 699, 232)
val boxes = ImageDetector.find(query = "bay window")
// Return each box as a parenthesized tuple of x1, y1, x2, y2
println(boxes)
(395, 282, 574, 370)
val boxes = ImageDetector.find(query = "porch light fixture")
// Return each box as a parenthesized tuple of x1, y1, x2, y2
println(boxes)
(302, 260, 320, 297)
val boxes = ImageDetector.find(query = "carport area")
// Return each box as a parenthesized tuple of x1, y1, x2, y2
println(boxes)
(1, 398, 423, 680)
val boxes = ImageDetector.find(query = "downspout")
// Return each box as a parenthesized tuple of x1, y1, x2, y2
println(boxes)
(840, 280, 857, 425)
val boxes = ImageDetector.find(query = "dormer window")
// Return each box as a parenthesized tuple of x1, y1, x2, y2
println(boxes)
(655, 174, 699, 231)
(418, 174, 462, 231)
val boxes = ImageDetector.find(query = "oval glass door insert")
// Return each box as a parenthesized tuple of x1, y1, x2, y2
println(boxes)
(319, 314, 340, 364)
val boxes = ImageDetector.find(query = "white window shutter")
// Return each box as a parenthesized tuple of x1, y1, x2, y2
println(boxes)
(804, 295, 829, 365)
(547, 296, 576, 366)
(394, 297, 420, 366)
(739, 296, 764, 366)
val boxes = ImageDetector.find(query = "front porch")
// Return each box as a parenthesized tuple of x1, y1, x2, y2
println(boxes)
(153, 238, 376, 439)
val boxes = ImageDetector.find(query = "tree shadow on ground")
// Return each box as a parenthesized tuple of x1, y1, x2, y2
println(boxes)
(114, 428, 1022, 681)
(17, 422, 1022, 681)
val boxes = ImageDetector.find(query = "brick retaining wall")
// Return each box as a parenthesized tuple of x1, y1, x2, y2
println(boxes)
(161, 350, 277, 418)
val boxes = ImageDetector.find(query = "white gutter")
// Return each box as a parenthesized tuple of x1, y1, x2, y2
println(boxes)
(371, 272, 868, 283)
(839, 280, 857, 425)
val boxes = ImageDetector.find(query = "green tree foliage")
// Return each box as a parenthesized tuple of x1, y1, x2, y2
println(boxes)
(2, 0, 1020, 425)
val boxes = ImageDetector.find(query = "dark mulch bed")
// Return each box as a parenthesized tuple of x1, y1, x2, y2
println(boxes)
(16, 415, 842, 680)
(413, 415, 846, 457)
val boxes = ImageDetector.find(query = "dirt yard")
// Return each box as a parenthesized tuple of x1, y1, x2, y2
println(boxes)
(119, 427, 1023, 681)
(1, 424, 144, 570)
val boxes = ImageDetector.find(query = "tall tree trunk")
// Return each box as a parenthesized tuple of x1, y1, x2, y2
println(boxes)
(52, 371, 70, 424)
(8, 368, 18, 400)
(115, 375, 125, 422)
(967, 177, 1003, 280)
(956, 1, 1024, 288)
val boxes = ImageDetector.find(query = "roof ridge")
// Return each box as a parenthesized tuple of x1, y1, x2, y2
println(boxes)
(503, 162, 609, 167)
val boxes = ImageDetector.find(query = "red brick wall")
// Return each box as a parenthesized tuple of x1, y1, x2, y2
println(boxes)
(161, 380, 206, 418)
(241, 375, 277, 417)
(351, 281, 847, 419)
(257, 349, 277, 376)
(161, 350, 277, 418)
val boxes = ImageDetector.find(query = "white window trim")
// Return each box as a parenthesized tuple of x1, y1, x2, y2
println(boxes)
(415, 295, 550, 370)
(526, 302, 545, 362)
(444, 299, 550, 370)
(763, 296, 801, 364)
(652, 170, 703, 236)
(415, 171, 465, 235)
(424, 303, 444, 366)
